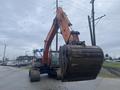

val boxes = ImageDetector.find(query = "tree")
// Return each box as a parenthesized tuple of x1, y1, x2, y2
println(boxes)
(118, 57, 120, 60)
(109, 57, 112, 60)
(105, 54, 109, 57)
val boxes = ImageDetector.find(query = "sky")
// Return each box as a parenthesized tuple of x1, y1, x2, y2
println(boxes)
(0, 0, 120, 59)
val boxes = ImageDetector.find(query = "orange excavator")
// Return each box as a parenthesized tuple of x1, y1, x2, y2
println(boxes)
(29, 7, 104, 82)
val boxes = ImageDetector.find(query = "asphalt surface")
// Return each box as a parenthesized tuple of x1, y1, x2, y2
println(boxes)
(104, 67, 120, 77)
(0, 66, 120, 90)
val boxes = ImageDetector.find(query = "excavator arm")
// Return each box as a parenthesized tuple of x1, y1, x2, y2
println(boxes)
(43, 7, 80, 65)
(42, 18, 59, 65)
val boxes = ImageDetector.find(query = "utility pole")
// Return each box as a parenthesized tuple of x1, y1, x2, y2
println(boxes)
(88, 15, 94, 45)
(56, 0, 59, 51)
(89, 0, 106, 46)
(56, 32, 58, 51)
(3, 43, 6, 64)
(90, 0, 96, 46)
(56, 0, 58, 10)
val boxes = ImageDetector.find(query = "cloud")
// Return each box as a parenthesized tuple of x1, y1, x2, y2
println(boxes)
(0, 0, 120, 59)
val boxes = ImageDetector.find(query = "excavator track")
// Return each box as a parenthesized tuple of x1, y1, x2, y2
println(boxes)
(59, 45, 104, 82)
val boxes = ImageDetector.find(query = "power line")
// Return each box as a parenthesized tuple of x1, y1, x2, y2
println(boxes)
(95, 14, 106, 26)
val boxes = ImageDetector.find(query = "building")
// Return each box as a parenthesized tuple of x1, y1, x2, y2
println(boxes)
(16, 55, 34, 66)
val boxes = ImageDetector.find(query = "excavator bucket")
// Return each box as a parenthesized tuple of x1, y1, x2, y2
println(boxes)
(59, 45, 104, 82)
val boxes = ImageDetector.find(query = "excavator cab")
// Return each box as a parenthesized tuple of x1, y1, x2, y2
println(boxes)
(50, 51, 59, 67)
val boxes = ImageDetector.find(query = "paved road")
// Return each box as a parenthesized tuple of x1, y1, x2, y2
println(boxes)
(0, 66, 120, 90)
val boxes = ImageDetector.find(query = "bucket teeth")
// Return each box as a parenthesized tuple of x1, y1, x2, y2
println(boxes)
(59, 45, 104, 82)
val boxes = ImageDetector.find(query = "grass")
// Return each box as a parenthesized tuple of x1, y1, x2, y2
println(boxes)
(99, 61, 120, 78)
(103, 61, 120, 68)
(99, 68, 118, 78)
